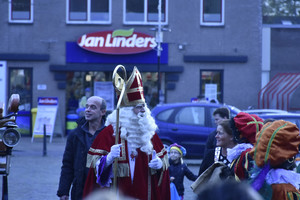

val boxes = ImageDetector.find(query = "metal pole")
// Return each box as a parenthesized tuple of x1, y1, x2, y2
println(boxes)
(43, 124, 47, 156)
(2, 175, 8, 200)
(157, 0, 162, 105)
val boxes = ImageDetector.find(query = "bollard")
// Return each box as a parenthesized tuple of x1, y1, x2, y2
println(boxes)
(2, 175, 8, 200)
(43, 124, 47, 156)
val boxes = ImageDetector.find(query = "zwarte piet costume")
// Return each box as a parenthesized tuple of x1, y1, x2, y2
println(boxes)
(249, 120, 300, 200)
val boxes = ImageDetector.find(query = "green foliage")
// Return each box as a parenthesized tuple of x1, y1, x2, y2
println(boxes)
(263, 0, 300, 16)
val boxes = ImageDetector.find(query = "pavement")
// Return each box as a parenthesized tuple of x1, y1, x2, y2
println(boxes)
(1, 135, 66, 200)
(0, 136, 201, 200)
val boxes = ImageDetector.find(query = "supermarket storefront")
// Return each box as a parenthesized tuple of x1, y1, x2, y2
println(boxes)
(51, 29, 183, 115)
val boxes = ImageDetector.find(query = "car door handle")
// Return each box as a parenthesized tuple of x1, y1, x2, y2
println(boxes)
(171, 128, 178, 131)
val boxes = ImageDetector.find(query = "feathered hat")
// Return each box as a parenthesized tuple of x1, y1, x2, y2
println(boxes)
(251, 120, 300, 168)
(230, 112, 264, 144)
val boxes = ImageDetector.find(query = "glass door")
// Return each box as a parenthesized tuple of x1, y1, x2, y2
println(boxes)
(9, 68, 33, 135)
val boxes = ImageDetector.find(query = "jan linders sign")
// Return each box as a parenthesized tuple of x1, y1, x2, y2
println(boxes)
(77, 29, 157, 55)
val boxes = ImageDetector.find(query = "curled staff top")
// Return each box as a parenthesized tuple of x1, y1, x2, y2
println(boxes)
(112, 65, 127, 109)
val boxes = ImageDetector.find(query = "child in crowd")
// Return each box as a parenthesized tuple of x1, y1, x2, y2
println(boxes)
(168, 143, 198, 200)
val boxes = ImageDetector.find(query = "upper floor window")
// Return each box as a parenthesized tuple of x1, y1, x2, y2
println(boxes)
(200, 0, 224, 26)
(9, 0, 33, 23)
(66, 0, 111, 24)
(124, 0, 168, 25)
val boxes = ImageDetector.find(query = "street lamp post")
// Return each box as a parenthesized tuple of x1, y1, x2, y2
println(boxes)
(156, 0, 162, 105)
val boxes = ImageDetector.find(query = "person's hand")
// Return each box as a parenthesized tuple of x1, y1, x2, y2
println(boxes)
(148, 150, 163, 169)
(59, 195, 69, 200)
(170, 177, 175, 182)
(106, 144, 122, 166)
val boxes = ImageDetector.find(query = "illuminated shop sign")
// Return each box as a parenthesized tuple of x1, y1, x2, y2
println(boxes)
(77, 29, 157, 55)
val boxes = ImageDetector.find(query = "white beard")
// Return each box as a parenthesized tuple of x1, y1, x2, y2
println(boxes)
(105, 106, 158, 155)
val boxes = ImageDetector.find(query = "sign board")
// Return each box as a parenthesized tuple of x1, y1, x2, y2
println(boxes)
(0, 61, 7, 115)
(205, 84, 218, 103)
(77, 29, 157, 55)
(32, 97, 58, 143)
(94, 82, 115, 111)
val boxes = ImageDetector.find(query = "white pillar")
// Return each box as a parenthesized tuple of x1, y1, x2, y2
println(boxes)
(262, 27, 271, 89)
(0, 61, 7, 115)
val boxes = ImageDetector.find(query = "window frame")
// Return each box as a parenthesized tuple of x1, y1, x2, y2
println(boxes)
(66, 0, 112, 24)
(8, 0, 34, 24)
(200, 0, 225, 26)
(123, 0, 168, 25)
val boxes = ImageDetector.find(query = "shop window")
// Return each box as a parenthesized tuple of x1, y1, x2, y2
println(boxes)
(66, 71, 112, 115)
(124, 0, 168, 25)
(200, 0, 224, 26)
(67, 0, 111, 24)
(9, 0, 33, 23)
(200, 70, 223, 103)
(65, 71, 160, 115)
(9, 68, 32, 135)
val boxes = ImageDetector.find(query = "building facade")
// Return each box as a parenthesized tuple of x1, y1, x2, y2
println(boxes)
(0, 0, 262, 135)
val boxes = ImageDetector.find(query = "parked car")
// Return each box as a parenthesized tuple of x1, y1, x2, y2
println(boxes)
(243, 109, 288, 115)
(151, 102, 241, 158)
(257, 113, 300, 128)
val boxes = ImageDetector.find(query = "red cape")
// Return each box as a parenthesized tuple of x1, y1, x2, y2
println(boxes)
(83, 125, 170, 200)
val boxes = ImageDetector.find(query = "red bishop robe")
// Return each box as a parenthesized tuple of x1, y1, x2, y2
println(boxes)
(83, 125, 170, 200)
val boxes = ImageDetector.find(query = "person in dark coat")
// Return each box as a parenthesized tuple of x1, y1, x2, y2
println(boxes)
(198, 107, 230, 176)
(169, 143, 197, 199)
(57, 96, 106, 200)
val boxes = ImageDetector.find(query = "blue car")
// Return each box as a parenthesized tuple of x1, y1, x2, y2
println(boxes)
(151, 102, 241, 158)
(256, 113, 300, 128)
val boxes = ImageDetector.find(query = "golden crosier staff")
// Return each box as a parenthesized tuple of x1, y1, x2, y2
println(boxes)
(112, 65, 127, 191)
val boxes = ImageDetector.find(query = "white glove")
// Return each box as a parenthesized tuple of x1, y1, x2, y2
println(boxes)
(106, 144, 122, 166)
(148, 150, 163, 170)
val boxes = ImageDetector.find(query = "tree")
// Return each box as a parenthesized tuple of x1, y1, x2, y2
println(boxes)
(263, 0, 300, 16)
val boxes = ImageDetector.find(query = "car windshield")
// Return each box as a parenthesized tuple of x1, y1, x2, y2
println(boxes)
(156, 108, 175, 122)
(227, 105, 241, 116)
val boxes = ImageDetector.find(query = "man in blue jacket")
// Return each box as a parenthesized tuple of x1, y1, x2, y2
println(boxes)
(57, 96, 106, 200)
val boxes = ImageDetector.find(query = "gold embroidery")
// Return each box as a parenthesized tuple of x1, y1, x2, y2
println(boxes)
(117, 163, 130, 177)
(119, 138, 126, 161)
(89, 147, 108, 155)
(156, 147, 166, 157)
(162, 154, 169, 171)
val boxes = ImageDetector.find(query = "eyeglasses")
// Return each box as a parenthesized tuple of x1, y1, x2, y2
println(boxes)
(216, 131, 225, 136)
(169, 151, 180, 155)
(134, 104, 145, 110)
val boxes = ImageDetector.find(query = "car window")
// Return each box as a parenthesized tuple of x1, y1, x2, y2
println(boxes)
(209, 107, 217, 128)
(156, 108, 175, 122)
(175, 106, 205, 126)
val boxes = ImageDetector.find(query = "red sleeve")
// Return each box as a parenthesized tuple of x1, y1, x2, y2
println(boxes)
(151, 133, 171, 200)
(83, 125, 115, 198)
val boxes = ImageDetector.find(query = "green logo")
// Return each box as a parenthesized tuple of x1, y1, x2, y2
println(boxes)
(112, 28, 134, 37)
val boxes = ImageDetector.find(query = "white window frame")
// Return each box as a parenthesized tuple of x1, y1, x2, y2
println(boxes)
(123, 0, 168, 25)
(8, 0, 34, 23)
(66, 0, 112, 24)
(200, 0, 224, 26)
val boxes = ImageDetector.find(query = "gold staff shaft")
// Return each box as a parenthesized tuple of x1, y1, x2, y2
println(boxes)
(112, 65, 127, 191)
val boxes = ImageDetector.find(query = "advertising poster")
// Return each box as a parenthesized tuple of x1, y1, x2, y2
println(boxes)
(32, 97, 58, 143)
(205, 84, 218, 103)
(94, 82, 115, 111)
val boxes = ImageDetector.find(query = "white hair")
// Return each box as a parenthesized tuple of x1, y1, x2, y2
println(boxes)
(105, 105, 157, 155)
